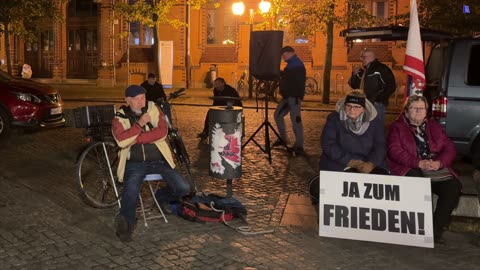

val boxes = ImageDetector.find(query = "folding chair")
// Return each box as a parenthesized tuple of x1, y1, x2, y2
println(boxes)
(138, 174, 168, 226)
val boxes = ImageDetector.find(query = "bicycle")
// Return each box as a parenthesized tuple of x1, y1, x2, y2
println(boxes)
(237, 66, 249, 99)
(75, 88, 193, 208)
(305, 76, 319, 95)
(253, 79, 279, 101)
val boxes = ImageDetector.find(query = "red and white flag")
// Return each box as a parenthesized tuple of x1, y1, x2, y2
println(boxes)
(403, 0, 425, 96)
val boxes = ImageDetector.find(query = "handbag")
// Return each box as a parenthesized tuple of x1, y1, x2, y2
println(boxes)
(421, 167, 454, 182)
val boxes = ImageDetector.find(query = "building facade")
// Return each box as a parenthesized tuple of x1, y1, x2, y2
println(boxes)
(0, 0, 410, 93)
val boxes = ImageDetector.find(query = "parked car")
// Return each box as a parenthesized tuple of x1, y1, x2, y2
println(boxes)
(340, 26, 480, 166)
(0, 70, 64, 139)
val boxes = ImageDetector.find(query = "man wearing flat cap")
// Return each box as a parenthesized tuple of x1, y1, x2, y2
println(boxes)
(111, 85, 190, 242)
(273, 46, 306, 153)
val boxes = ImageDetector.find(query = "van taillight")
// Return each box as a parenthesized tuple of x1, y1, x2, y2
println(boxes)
(432, 96, 447, 119)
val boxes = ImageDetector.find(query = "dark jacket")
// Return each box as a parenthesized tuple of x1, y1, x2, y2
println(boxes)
(349, 60, 396, 106)
(387, 114, 457, 177)
(213, 84, 243, 107)
(279, 55, 306, 99)
(141, 81, 167, 102)
(319, 109, 386, 172)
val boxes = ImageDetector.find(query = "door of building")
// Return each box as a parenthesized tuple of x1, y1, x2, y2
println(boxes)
(24, 30, 54, 78)
(67, 28, 98, 79)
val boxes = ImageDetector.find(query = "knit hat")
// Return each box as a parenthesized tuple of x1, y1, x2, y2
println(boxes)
(125, 85, 146, 97)
(345, 94, 366, 108)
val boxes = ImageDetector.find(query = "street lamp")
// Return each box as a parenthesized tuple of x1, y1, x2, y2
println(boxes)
(232, 0, 271, 98)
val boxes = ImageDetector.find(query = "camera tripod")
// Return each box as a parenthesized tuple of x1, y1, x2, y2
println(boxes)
(241, 80, 289, 163)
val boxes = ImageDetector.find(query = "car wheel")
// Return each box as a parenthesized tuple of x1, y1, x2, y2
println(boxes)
(0, 108, 11, 139)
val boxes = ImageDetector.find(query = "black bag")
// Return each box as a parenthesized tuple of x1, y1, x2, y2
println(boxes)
(422, 168, 454, 182)
(177, 193, 247, 223)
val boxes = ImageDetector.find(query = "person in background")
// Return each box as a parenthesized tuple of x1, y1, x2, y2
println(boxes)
(319, 90, 388, 175)
(112, 85, 190, 242)
(141, 73, 171, 119)
(273, 46, 306, 154)
(387, 95, 461, 244)
(348, 49, 396, 122)
(197, 77, 242, 140)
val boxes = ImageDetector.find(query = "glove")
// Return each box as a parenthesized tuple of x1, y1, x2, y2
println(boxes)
(347, 159, 365, 170)
(357, 162, 376, 174)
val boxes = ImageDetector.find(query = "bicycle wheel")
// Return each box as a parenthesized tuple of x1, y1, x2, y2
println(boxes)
(305, 77, 318, 95)
(168, 129, 195, 192)
(76, 140, 122, 208)
(237, 81, 247, 99)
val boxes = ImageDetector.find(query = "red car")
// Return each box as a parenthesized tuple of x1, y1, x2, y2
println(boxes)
(0, 70, 64, 139)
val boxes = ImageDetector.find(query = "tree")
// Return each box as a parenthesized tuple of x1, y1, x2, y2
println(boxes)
(114, 0, 207, 82)
(398, 0, 480, 37)
(287, 0, 375, 104)
(0, 0, 64, 75)
(261, 0, 374, 104)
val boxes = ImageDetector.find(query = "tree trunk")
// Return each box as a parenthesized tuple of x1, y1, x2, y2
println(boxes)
(4, 25, 12, 75)
(322, 19, 334, 104)
(153, 22, 161, 82)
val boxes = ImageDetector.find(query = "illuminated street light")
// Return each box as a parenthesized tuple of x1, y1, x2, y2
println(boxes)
(259, 0, 271, 13)
(232, 0, 271, 98)
(232, 1, 245, 16)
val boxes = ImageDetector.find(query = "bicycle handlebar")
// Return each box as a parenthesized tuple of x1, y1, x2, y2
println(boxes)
(168, 88, 186, 101)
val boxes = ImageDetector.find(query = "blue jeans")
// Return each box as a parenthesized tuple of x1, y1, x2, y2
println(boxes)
(120, 157, 190, 225)
(274, 97, 304, 148)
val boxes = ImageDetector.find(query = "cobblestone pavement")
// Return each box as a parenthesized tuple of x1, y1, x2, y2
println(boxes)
(1, 102, 479, 269)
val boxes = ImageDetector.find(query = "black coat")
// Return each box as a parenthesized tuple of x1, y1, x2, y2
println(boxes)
(141, 81, 167, 102)
(348, 60, 396, 106)
(212, 84, 243, 107)
(279, 55, 306, 99)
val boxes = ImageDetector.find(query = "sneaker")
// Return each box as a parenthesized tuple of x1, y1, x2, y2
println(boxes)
(114, 214, 132, 242)
(272, 139, 285, 147)
(197, 131, 208, 139)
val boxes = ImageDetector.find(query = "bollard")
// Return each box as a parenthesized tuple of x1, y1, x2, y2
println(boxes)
(208, 106, 243, 197)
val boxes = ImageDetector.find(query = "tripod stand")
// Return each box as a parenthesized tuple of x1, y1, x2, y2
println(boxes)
(242, 80, 288, 163)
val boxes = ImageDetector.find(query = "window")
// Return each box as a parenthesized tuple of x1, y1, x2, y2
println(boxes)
(68, 0, 98, 17)
(467, 44, 480, 86)
(372, 1, 387, 22)
(206, 0, 236, 45)
(128, 0, 155, 46)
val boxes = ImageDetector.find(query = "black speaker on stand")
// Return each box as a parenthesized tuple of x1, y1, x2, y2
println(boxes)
(242, 31, 289, 163)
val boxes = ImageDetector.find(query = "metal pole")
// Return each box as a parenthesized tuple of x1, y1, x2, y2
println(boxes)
(248, 20, 253, 98)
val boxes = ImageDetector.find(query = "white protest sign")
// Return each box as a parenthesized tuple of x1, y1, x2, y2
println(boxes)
(319, 171, 434, 248)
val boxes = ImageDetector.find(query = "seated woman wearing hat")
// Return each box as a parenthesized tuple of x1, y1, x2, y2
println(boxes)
(319, 90, 388, 174)
(387, 95, 461, 243)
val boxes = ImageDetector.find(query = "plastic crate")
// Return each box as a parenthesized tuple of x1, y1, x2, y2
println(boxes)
(73, 104, 116, 128)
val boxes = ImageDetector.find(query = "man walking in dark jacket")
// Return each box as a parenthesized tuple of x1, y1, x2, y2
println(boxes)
(348, 49, 396, 122)
(273, 46, 306, 153)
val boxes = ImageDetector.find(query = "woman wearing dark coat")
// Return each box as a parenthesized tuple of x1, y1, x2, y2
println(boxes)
(387, 95, 462, 243)
(319, 90, 388, 174)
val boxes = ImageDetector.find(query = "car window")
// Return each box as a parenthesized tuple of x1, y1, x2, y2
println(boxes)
(467, 44, 480, 86)
(425, 43, 448, 85)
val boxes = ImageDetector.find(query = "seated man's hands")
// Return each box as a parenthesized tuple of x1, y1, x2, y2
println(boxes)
(138, 113, 151, 127)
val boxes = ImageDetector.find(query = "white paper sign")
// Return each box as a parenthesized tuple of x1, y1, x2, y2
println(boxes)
(159, 41, 173, 88)
(319, 171, 434, 248)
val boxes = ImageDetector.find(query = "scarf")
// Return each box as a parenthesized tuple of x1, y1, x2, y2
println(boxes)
(339, 108, 370, 135)
(407, 116, 431, 159)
